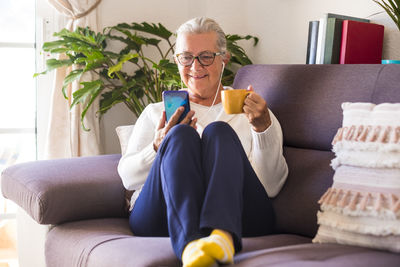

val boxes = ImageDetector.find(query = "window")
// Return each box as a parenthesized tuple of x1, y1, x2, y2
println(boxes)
(0, 1, 36, 266)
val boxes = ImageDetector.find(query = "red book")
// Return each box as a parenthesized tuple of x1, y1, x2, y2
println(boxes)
(340, 20, 384, 64)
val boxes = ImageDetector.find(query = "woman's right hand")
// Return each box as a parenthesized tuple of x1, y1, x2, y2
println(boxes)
(153, 107, 197, 152)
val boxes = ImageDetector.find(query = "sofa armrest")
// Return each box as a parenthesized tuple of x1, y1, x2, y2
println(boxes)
(1, 154, 127, 225)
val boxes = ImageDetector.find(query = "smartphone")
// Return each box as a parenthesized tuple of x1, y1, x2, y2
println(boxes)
(163, 90, 191, 123)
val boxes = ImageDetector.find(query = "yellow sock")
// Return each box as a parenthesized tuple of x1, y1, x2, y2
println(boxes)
(197, 229, 235, 264)
(182, 240, 216, 267)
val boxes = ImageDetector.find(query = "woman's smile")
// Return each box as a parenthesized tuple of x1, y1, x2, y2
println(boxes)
(189, 73, 208, 80)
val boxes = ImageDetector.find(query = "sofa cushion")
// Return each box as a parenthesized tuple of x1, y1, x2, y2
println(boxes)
(48, 218, 399, 267)
(89, 234, 311, 267)
(234, 242, 400, 267)
(45, 218, 311, 267)
(313, 102, 400, 253)
(115, 125, 134, 155)
(272, 147, 334, 238)
(1, 154, 126, 224)
(45, 218, 134, 267)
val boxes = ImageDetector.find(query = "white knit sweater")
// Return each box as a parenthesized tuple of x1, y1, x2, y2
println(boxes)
(118, 100, 288, 208)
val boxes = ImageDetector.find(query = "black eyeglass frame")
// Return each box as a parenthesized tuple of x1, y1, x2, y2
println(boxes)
(175, 51, 224, 67)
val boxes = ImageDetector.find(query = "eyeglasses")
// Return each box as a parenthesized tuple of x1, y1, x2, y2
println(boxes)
(175, 51, 224, 67)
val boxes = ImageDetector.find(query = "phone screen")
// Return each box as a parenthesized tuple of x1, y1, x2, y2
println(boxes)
(163, 90, 191, 123)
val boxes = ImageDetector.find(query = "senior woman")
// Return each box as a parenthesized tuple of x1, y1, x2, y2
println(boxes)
(118, 17, 288, 267)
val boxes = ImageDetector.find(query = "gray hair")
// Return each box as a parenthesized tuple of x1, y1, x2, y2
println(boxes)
(176, 17, 227, 55)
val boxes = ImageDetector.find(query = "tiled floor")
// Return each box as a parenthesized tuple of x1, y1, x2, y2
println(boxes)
(0, 219, 18, 267)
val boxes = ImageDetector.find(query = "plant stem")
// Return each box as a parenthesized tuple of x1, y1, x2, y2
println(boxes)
(130, 93, 144, 114)
(153, 68, 160, 100)
(143, 89, 156, 103)
(155, 44, 164, 59)
(167, 39, 175, 55)
(124, 100, 139, 117)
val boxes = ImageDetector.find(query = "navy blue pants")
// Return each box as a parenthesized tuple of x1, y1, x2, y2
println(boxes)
(129, 122, 275, 259)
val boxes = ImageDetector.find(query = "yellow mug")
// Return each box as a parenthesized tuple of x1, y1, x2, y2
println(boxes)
(221, 89, 250, 114)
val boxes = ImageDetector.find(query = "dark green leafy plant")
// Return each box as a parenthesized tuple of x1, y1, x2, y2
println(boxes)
(36, 22, 258, 130)
(374, 0, 400, 31)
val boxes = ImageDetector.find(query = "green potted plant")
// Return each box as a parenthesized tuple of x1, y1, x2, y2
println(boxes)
(373, 0, 400, 64)
(36, 22, 258, 130)
(374, 0, 400, 31)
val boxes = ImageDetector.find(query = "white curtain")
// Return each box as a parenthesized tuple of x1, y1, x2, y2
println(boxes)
(45, 0, 102, 159)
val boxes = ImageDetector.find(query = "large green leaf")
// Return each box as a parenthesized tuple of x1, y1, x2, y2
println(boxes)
(226, 34, 259, 46)
(108, 53, 139, 78)
(142, 37, 162, 46)
(71, 80, 103, 108)
(62, 69, 84, 99)
(84, 50, 104, 61)
(228, 44, 253, 66)
(95, 32, 107, 47)
(63, 69, 83, 84)
(83, 58, 108, 72)
(49, 47, 71, 54)
(99, 89, 126, 115)
(129, 69, 147, 87)
(153, 59, 181, 85)
(107, 34, 142, 53)
(54, 28, 98, 47)
(226, 35, 255, 66)
(74, 56, 89, 64)
(108, 25, 163, 49)
(46, 58, 74, 72)
(42, 40, 68, 51)
(109, 26, 146, 46)
(80, 82, 104, 131)
(33, 70, 47, 78)
(121, 22, 173, 40)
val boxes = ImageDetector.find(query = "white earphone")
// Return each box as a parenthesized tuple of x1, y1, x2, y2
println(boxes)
(196, 60, 225, 124)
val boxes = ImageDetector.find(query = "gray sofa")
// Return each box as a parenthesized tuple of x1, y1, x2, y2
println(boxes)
(2, 64, 400, 266)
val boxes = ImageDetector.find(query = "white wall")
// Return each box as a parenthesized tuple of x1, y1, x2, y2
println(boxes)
(98, 0, 395, 64)
(36, 0, 399, 156)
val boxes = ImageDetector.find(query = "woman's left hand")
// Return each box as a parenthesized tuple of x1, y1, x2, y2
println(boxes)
(243, 85, 271, 132)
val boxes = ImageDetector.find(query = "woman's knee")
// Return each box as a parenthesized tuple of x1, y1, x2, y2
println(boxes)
(166, 124, 199, 140)
(162, 124, 200, 148)
(160, 124, 201, 153)
(203, 121, 235, 138)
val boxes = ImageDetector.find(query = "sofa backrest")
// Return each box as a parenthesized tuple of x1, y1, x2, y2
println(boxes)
(233, 64, 400, 238)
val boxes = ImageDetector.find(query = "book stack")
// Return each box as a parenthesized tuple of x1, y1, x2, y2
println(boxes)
(306, 13, 385, 64)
